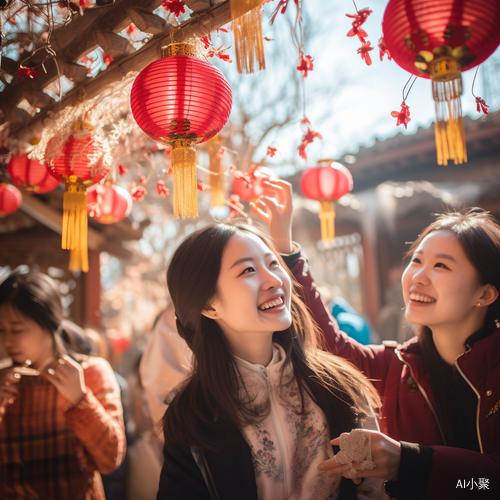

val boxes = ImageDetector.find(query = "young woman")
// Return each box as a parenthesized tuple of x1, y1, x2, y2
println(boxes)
(0, 271, 126, 499)
(157, 203, 388, 499)
(266, 187, 500, 499)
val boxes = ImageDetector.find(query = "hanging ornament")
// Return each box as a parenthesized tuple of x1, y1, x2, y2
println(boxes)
(87, 183, 133, 224)
(8, 153, 60, 194)
(232, 164, 276, 202)
(382, 0, 500, 166)
(299, 160, 353, 245)
(0, 183, 22, 217)
(206, 135, 226, 209)
(231, 0, 266, 74)
(46, 132, 111, 273)
(130, 42, 232, 218)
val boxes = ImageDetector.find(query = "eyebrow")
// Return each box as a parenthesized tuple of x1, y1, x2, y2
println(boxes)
(415, 250, 456, 262)
(230, 252, 275, 269)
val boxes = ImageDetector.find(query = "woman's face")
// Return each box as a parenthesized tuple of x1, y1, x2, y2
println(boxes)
(402, 229, 487, 329)
(0, 304, 54, 368)
(206, 232, 292, 346)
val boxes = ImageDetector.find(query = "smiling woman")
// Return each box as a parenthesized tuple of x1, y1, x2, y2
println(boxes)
(158, 218, 385, 500)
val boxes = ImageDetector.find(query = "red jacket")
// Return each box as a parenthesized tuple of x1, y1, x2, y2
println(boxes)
(292, 258, 500, 499)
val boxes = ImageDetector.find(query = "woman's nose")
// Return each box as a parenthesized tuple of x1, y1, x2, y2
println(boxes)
(412, 266, 430, 285)
(261, 269, 283, 290)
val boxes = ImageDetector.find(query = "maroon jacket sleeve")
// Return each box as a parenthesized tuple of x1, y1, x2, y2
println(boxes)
(289, 257, 396, 394)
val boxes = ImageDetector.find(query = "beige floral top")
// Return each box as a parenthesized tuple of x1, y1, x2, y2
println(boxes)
(236, 344, 387, 500)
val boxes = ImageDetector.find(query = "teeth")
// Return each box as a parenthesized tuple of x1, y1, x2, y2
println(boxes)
(410, 293, 435, 303)
(259, 297, 284, 310)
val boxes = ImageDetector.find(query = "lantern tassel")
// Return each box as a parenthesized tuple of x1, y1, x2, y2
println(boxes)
(231, 0, 266, 74)
(171, 142, 199, 219)
(69, 248, 89, 273)
(319, 200, 336, 245)
(62, 178, 88, 253)
(207, 140, 225, 209)
(431, 59, 467, 166)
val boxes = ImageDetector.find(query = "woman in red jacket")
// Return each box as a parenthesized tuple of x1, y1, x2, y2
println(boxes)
(0, 271, 126, 499)
(251, 182, 500, 499)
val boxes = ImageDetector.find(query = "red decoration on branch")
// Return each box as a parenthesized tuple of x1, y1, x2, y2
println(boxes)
(391, 100, 411, 129)
(118, 163, 129, 175)
(227, 194, 245, 220)
(17, 66, 40, 79)
(157, 179, 169, 197)
(103, 52, 114, 67)
(346, 7, 373, 66)
(232, 165, 276, 202)
(357, 41, 374, 65)
(87, 184, 132, 224)
(297, 51, 314, 77)
(298, 127, 323, 160)
(270, 0, 299, 24)
(130, 182, 146, 202)
(266, 146, 278, 158)
(0, 183, 22, 217)
(300, 160, 353, 244)
(475, 97, 489, 114)
(162, 0, 186, 16)
(378, 37, 392, 61)
(8, 153, 60, 194)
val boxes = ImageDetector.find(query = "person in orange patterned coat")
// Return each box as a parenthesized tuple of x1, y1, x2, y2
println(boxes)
(0, 270, 126, 499)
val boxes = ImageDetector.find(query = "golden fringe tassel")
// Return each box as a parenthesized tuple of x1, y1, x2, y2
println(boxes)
(207, 141, 225, 209)
(431, 60, 467, 166)
(232, 2, 266, 74)
(171, 143, 199, 219)
(319, 200, 336, 245)
(62, 178, 88, 252)
(69, 248, 89, 273)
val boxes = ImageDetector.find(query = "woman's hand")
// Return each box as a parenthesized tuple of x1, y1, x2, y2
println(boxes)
(0, 367, 20, 422)
(41, 355, 87, 408)
(317, 430, 402, 481)
(249, 179, 294, 254)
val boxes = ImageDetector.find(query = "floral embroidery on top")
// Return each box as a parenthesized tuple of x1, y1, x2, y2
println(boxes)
(248, 424, 284, 484)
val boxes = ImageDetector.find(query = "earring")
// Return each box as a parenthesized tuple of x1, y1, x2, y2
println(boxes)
(477, 302, 482, 306)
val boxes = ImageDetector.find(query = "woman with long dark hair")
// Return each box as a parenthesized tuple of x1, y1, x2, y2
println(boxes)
(157, 191, 386, 499)
(272, 197, 500, 499)
(0, 271, 126, 499)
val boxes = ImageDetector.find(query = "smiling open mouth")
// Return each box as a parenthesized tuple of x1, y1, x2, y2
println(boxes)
(409, 293, 436, 304)
(258, 296, 284, 311)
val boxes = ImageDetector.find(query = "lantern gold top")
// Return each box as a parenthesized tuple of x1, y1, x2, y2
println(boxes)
(430, 57, 462, 82)
(162, 43, 197, 58)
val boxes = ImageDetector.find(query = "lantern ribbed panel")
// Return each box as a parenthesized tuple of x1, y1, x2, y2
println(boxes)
(0, 183, 23, 217)
(300, 163, 353, 201)
(382, 0, 500, 78)
(8, 154, 60, 194)
(130, 55, 232, 144)
(49, 136, 110, 183)
(87, 184, 133, 224)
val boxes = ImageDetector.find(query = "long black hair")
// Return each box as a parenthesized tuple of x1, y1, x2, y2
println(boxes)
(163, 221, 380, 452)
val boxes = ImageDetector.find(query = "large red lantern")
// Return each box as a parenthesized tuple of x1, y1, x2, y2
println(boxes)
(8, 154, 60, 194)
(87, 183, 133, 224)
(0, 183, 22, 217)
(232, 165, 276, 202)
(46, 133, 111, 272)
(300, 160, 353, 244)
(130, 43, 232, 219)
(382, 0, 500, 166)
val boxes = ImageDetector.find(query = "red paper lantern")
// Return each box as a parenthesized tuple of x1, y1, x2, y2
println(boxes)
(87, 183, 133, 224)
(0, 183, 22, 217)
(300, 160, 353, 244)
(8, 153, 60, 194)
(382, 0, 500, 166)
(130, 43, 232, 219)
(47, 133, 111, 272)
(232, 165, 277, 202)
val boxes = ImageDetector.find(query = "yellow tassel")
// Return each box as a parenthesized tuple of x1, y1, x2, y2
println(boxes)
(319, 200, 335, 245)
(69, 248, 89, 273)
(207, 139, 225, 209)
(62, 176, 87, 252)
(231, 0, 266, 74)
(171, 141, 199, 219)
(431, 58, 467, 166)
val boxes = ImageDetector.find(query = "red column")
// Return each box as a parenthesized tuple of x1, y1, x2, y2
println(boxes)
(83, 249, 101, 329)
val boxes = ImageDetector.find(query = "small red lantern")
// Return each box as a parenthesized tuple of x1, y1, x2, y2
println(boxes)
(300, 160, 353, 244)
(382, 0, 500, 165)
(0, 183, 22, 217)
(8, 153, 60, 194)
(87, 183, 133, 224)
(232, 165, 276, 202)
(46, 133, 111, 272)
(130, 43, 232, 219)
